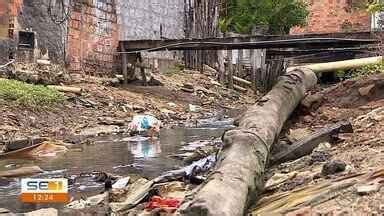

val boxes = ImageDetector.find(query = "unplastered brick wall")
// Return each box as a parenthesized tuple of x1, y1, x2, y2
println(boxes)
(291, 0, 371, 34)
(0, 0, 8, 39)
(68, 0, 118, 75)
(0, 0, 22, 62)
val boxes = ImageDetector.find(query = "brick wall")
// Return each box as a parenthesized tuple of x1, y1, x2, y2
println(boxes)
(291, 0, 371, 34)
(0, 0, 8, 39)
(67, 0, 119, 75)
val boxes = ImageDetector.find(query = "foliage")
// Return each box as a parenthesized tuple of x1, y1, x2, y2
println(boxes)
(336, 63, 384, 80)
(0, 79, 64, 107)
(219, 0, 309, 34)
(368, 1, 384, 13)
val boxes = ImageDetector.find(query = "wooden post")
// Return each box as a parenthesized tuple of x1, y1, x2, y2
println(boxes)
(121, 46, 128, 86)
(218, 50, 226, 84)
(250, 39, 257, 93)
(137, 53, 147, 86)
(227, 49, 234, 89)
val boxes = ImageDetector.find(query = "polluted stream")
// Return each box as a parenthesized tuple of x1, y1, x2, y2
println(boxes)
(0, 117, 234, 213)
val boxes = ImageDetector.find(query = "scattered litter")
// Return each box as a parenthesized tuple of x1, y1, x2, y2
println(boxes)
(0, 166, 43, 178)
(188, 104, 201, 113)
(251, 167, 384, 215)
(128, 115, 161, 135)
(287, 128, 312, 142)
(181, 83, 195, 93)
(25, 208, 58, 216)
(110, 178, 155, 212)
(156, 155, 216, 183)
(356, 184, 380, 195)
(145, 196, 181, 213)
(309, 150, 331, 164)
(79, 125, 121, 136)
(321, 160, 346, 176)
(66, 192, 108, 209)
(314, 142, 332, 152)
(167, 102, 177, 107)
(0, 137, 48, 152)
(113, 177, 131, 189)
(265, 172, 298, 191)
(0, 142, 68, 159)
(157, 181, 187, 199)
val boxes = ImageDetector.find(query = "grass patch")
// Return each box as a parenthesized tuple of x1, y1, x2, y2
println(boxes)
(0, 79, 64, 107)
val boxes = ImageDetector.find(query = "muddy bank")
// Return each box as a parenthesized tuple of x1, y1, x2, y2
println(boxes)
(251, 73, 384, 215)
(0, 70, 254, 142)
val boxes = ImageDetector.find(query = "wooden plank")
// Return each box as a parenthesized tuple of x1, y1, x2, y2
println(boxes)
(233, 76, 252, 86)
(119, 31, 375, 51)
(270, 121, 353, 165)
(119, 32, 376, 52)
(233, 84, 247, 92)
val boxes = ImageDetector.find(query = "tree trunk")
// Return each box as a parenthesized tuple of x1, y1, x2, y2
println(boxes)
(180, 68, 317, 216)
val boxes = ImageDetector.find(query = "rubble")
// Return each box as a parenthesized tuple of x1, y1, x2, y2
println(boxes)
(251, 167, 384, 215)
(321, 160, 347, 176)
(25, 208, 58, 216)
(1, 62, 71, 85)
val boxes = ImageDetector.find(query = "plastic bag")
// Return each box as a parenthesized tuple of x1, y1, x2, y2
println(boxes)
(128, 115, 161, 134)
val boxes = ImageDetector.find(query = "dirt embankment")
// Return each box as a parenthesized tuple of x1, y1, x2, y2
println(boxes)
(0, 68, 255, 142)
(253, 74, 384, 215)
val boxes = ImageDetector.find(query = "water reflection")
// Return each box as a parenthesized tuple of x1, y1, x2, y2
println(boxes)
(0, 124, 231, 213)
(128, 138, 161, 158)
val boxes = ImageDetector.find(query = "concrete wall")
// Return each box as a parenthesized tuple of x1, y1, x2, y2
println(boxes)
(0, 0, 65, 62)
(291, 0, 371, 34)
(116, 0, 185, 65)
(117, 0, 185, 40)
(18, 0, 67, 62)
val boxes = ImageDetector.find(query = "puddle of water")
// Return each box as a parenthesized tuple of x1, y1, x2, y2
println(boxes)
(0, 123, 231, 213)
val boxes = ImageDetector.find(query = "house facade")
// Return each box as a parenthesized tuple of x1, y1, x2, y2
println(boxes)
(0, 0, 186, 75)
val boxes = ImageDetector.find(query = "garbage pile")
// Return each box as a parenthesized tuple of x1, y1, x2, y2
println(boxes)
(0, 61, 71, 85)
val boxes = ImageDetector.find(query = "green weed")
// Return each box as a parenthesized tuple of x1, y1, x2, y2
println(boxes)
(0, 79, 64, 107)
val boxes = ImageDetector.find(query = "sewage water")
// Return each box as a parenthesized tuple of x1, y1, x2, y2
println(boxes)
(0, 123, 232, 213)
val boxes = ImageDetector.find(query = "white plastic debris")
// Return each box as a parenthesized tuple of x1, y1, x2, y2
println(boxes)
(128, 115, 161, 133)
(112, 176, 130, 189)
(188, 104, 201, 113)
